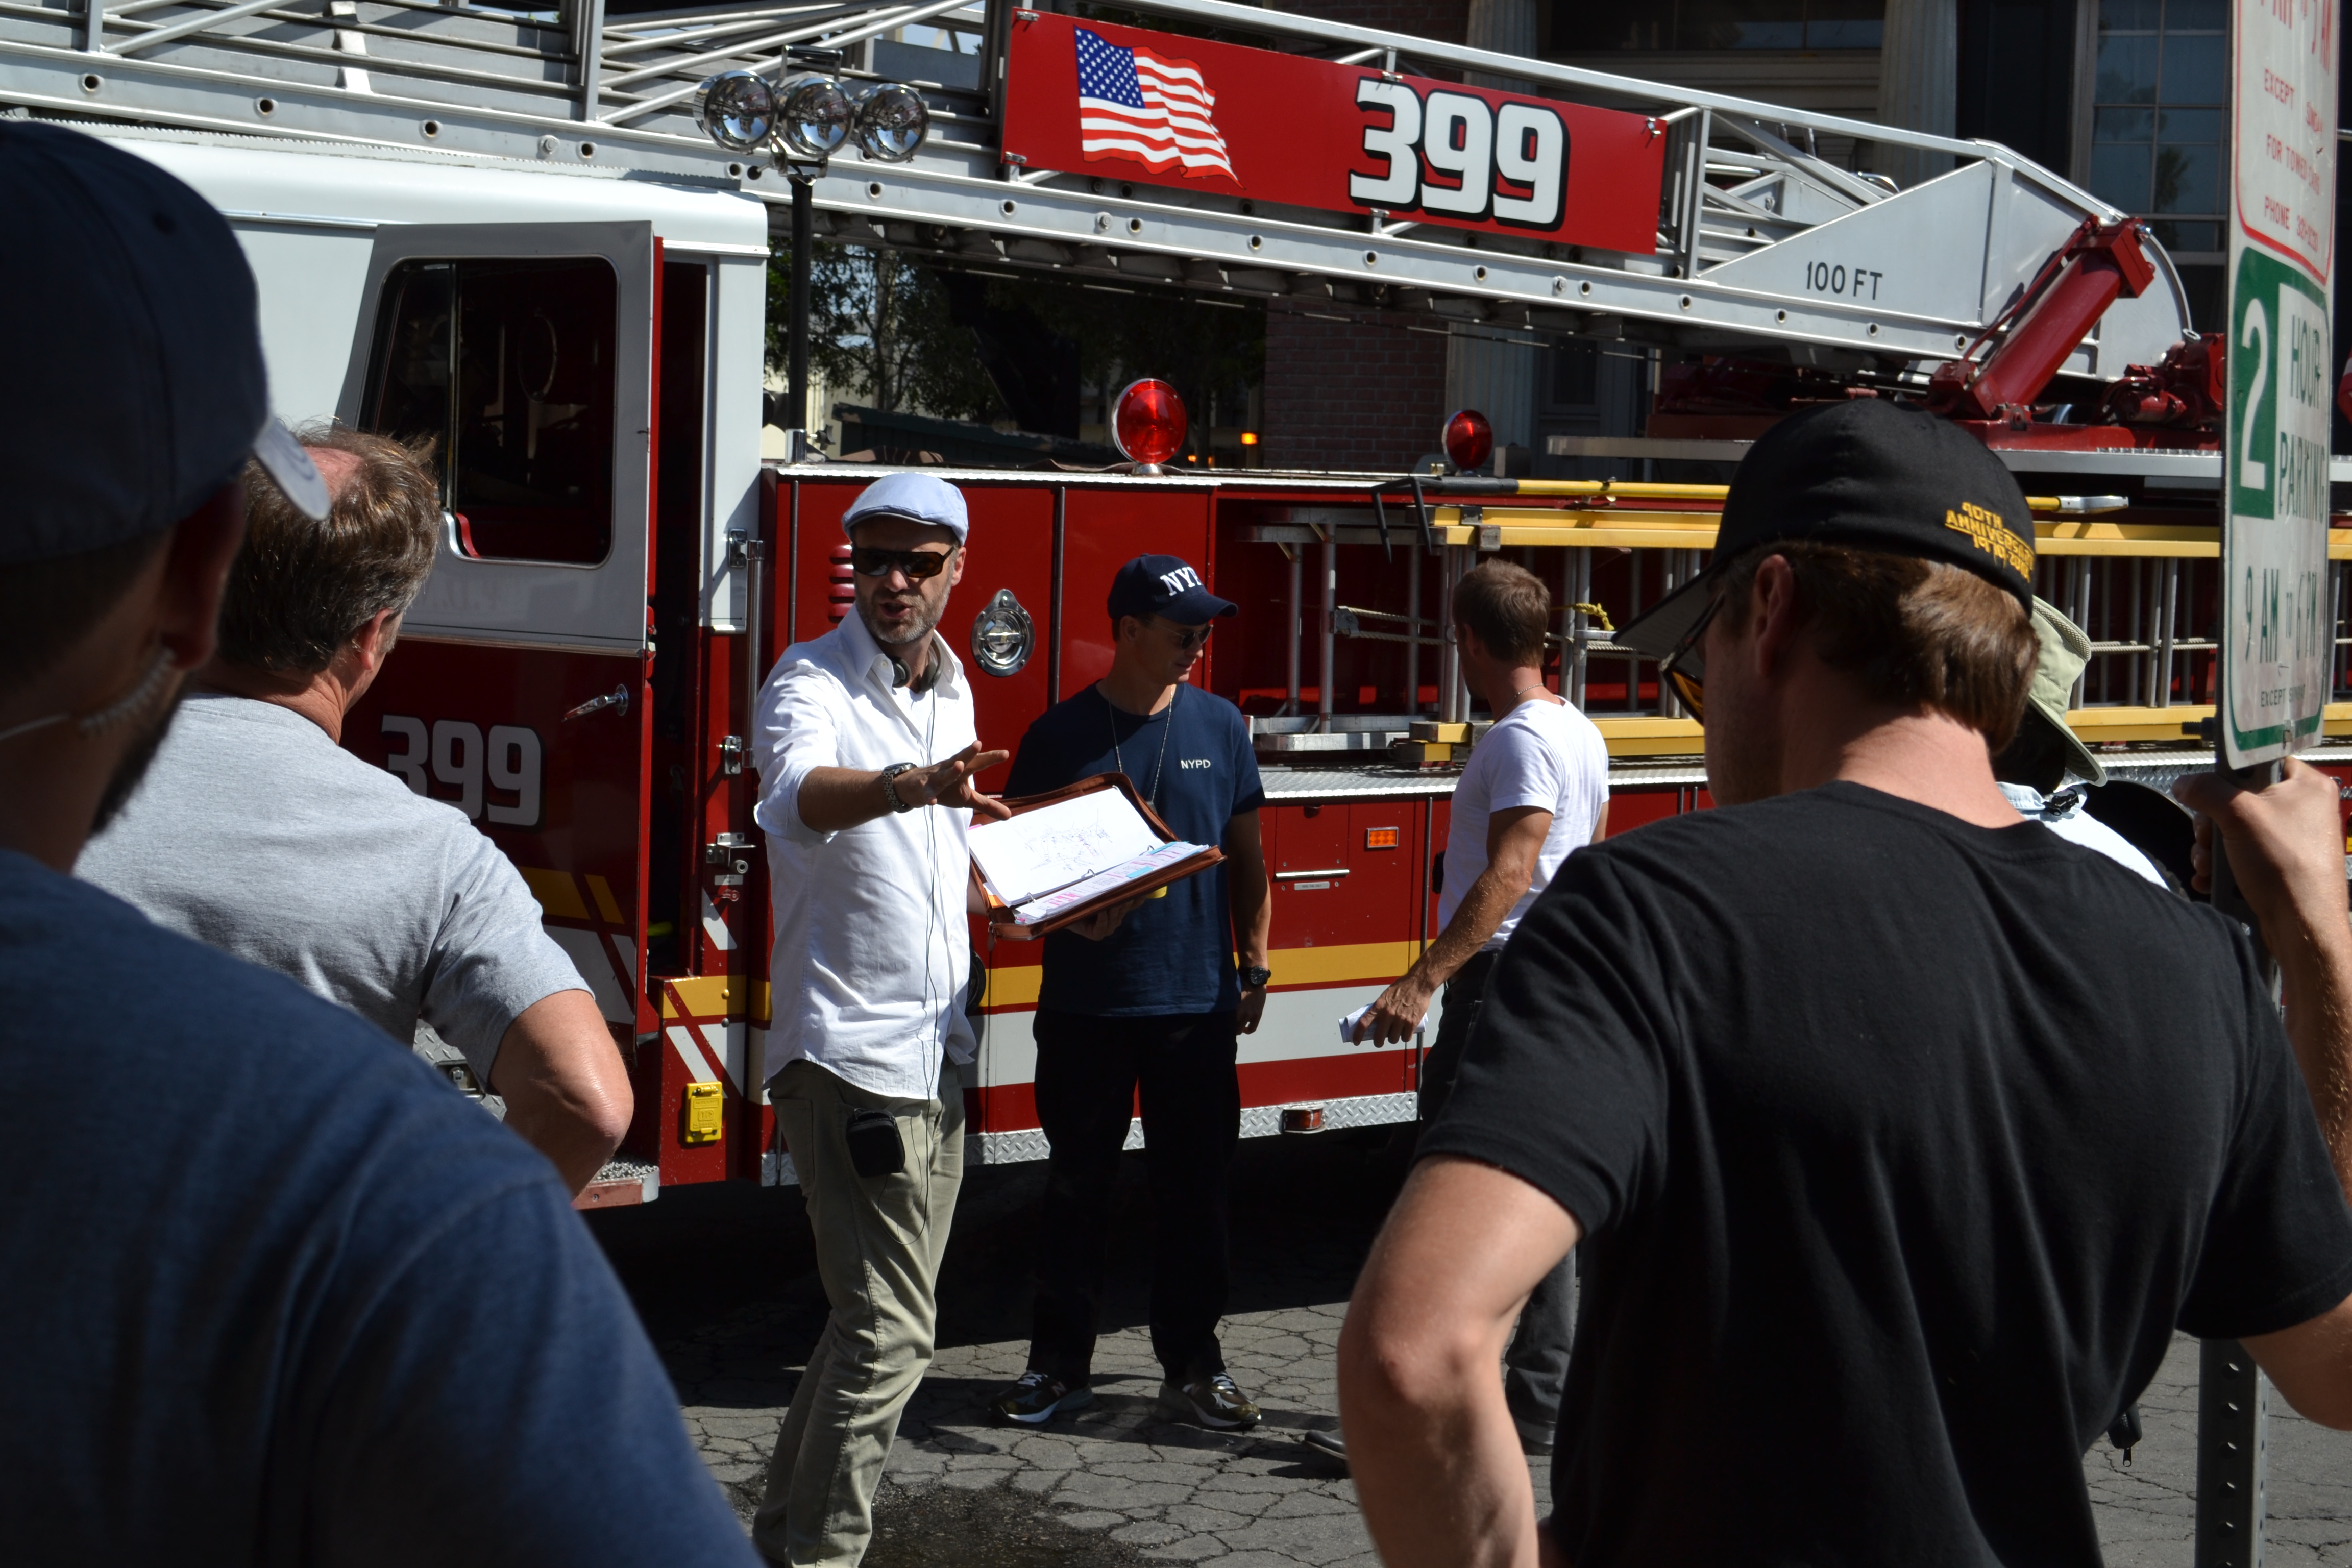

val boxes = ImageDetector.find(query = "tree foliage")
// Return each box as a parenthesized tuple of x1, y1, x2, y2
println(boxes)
(766, 241, 1002, 423)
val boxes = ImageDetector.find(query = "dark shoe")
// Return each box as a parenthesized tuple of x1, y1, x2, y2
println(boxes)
(1301, 1428, 1349, 1466)
(993, 1370, 1093, 1425)
(1517, 1424, 1556, 1457)
(1158, 1373, 1261, 1430)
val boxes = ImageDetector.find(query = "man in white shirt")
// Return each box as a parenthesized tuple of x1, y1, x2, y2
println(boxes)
(1351, 559, 1609, 1456)
(749, 472, 1009, 1568)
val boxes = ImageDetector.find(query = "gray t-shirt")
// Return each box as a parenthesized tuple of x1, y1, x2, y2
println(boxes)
(78, 695, 583, 1082)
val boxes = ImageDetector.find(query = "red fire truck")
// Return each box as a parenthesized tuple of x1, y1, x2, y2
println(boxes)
(8, 0, 2345, 1206)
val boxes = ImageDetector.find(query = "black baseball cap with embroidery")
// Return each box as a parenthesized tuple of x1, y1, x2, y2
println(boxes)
(1107, 554, 1237, 625)
(1618, 399, 2035, 662)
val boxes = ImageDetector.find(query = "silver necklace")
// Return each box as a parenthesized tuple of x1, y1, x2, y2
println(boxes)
(1109, 684, 1177, 810)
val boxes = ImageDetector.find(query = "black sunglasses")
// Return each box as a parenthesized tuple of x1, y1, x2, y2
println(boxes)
(850, 546, 955, 581)
(1659, 591, 1724, 724)
(1155, 618, 1214, 652)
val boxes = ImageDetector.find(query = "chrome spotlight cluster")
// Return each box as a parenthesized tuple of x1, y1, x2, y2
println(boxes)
(849, 82, 928, 163)
(691, 68, 929, 166)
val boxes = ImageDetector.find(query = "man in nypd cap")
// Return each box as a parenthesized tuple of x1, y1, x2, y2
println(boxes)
(0, 122, 760, 1564)
(990, 554, 1272, 1434)
(750, 471, 1011, 1567)
(1338, 397, 2352, 1566)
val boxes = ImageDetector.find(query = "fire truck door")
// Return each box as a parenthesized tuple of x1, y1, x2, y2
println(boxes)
(338, 223, 660, 1047)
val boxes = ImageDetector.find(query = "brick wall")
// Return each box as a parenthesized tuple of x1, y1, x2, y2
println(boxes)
(1261, 302, 1452, 474)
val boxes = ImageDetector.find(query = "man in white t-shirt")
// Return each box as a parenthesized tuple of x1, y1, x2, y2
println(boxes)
(1349, 558, 1609, 1455)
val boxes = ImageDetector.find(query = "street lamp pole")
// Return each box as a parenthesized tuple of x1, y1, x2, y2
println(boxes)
(789, 170, 814, 463)
(691, 57, 928, 464)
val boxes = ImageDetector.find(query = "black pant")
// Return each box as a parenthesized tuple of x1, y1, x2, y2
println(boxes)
(1027, 1008, 1240, 1386)
(1417, 950, 1578, 1446)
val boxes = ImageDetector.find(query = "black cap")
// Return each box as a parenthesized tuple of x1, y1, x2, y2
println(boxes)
(1108, 555, 1236, 625)
(1618, 399, 2035, 660)
(0, 122, 327, 568)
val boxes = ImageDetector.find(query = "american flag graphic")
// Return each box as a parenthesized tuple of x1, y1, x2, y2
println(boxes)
(1074, 26, 1235, 181)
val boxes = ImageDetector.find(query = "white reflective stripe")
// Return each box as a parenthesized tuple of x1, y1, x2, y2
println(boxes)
(700, 891, 735, 953)
(747, 1025, 769, 1103)
(667, 1024, 722, 1088)
(606, 930, 638, 984)
(715, 1019, 747, 1092)
(545, 925, 632, 1025)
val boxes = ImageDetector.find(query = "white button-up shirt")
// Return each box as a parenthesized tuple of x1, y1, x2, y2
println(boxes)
(754, 610, 978, 1101)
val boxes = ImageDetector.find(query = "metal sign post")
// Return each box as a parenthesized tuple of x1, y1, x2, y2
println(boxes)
(2196, 1339, 2269, 1568)
(2217, 0, 2337, 769)
(2201, 3, 2337, 1560)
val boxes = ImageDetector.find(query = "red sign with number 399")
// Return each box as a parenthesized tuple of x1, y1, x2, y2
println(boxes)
(1001, 11, 1668, 254)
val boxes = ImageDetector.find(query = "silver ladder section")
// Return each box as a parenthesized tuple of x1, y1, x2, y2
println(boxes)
(0, 0, 2193, 379)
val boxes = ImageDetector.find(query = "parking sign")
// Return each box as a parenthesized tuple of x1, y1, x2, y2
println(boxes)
(2220, 0, 2338, 765)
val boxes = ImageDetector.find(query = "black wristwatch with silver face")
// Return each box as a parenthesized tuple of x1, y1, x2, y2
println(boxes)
(1240, 965, 1272, 990)
(879, 761, 918, 813)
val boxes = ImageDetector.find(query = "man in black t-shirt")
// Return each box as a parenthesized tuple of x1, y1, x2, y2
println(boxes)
(1337, 398, 2352, 1568)
(989, 554, 1273, 1433)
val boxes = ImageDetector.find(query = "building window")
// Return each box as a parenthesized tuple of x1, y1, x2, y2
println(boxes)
(1550, 0, 1883, 53)
(2088, 0, 2225, 322)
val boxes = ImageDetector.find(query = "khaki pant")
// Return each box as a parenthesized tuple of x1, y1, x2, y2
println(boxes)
(753, 1055, 964, 1567)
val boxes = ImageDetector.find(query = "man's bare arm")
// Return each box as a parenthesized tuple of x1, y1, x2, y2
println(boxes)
(1227, 811, 1272, 1034)
(488, 989, 634, 1196)
(1352, 806, 1551, 1047)
(2177, 757, 2352, 1428)
(1339, 1155, 1582, 1567)
(797, 741, 1011, 834)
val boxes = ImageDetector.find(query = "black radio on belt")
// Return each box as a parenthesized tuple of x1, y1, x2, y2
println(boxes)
(846, 1108, 905, 1178)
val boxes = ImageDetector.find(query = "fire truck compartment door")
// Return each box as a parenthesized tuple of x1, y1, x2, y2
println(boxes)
(336, 222, 655, 655)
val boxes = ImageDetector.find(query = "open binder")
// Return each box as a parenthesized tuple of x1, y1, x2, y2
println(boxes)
(968, 772, 1224, 939)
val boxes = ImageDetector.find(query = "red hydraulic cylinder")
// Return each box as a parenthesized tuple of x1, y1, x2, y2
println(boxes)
(1928, 220, 2158, 423)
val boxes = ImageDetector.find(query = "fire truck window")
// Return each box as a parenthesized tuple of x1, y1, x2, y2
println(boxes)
(361, 257, 618, 567)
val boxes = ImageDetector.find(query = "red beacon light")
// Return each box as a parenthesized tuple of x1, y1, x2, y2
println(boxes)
(1113, 379, 1188, 470)
(1442, 408, 1493, 474)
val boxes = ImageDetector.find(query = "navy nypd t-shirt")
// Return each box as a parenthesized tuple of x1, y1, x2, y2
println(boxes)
(1006, 683, 1264, 1016)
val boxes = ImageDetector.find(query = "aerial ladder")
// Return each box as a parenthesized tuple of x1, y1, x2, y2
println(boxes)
(0, 0, 2209, 405)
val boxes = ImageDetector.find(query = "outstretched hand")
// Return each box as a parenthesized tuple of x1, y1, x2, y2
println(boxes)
(906, 742, 1011, 821)
(2172, 757, 2348, 948)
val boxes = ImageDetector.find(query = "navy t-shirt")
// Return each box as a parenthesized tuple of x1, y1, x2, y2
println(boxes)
(1005, 684, 1265, 1016)
(0, 851, 756, 1568)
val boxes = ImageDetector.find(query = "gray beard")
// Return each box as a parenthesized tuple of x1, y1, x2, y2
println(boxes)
(858, 595, 945, 659)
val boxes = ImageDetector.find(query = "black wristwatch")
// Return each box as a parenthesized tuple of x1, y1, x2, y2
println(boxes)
(879, 762, 918, 813)
(1240, 965, 1272, 990)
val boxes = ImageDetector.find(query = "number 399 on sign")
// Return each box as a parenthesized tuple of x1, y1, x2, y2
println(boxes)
(1349, 80, 1567, 230)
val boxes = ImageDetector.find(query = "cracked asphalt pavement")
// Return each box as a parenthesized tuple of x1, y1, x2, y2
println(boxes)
(592, 1130, 2352, 1565)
